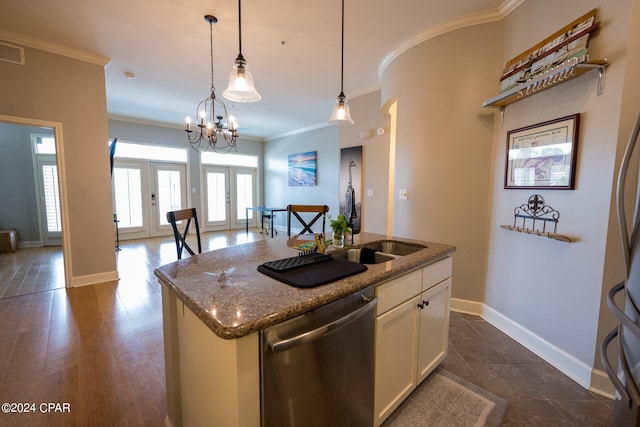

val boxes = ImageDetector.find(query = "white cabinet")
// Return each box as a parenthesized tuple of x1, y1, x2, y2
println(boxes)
(373, 257, 453, 427)
(416, 278, 451, 384)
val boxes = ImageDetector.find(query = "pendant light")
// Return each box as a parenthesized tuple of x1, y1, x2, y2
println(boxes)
(328, 0, 354, 125)
(185, 15, 239, 153)
(223, 0, 261, 102)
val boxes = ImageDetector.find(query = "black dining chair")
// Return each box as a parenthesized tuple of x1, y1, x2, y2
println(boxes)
(166, 208, 202, 260)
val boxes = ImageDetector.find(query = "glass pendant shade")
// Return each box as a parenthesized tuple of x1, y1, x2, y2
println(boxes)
(223, 60, 261, 102)
(224, 0, 261, 103)
(328, 93, 354, 124)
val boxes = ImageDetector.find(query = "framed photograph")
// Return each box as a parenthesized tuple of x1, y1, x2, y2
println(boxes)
(505, 114, 580, 189)
(288, 151, 317, 186)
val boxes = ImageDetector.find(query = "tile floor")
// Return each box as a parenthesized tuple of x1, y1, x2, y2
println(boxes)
(0, 230, 616, 426)
(443, 312, 614, 426)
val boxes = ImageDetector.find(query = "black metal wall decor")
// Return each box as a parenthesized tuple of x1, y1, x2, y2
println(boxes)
(500, 194, 572, 242)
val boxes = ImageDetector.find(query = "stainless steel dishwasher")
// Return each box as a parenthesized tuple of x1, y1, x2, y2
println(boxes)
(260, 287, 377, 427)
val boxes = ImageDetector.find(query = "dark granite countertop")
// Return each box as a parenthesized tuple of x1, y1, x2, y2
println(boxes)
(154, 232, 455, 339)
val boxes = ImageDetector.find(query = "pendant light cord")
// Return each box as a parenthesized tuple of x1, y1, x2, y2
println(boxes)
(340, 0, 345, 95)
(238, 0, 243, 58)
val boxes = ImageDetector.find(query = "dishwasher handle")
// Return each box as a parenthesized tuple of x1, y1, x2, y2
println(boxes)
(268, 296, 377, 353)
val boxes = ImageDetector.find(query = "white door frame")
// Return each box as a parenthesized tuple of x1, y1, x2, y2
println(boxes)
(0, 114, 72, 288)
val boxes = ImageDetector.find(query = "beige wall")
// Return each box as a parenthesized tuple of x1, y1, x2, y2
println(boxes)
(0, 45, 116, 284)
(485, 0, 633, 387)
(376, 0, 639, 392)
(380, 22, 503, 302)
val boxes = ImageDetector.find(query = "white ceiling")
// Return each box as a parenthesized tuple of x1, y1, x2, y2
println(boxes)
(0, 0, 510, 139)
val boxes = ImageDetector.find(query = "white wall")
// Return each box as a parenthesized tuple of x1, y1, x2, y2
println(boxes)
(264, 125, 339, 232)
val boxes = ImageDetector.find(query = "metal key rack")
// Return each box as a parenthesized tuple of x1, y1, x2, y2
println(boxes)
(500, 194, 573, 242)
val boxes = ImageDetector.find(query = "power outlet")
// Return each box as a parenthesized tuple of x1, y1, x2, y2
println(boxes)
(399, 189, 408, 200)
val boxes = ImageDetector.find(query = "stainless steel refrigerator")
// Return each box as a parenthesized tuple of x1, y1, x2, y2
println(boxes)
(602, 112, 640, 426)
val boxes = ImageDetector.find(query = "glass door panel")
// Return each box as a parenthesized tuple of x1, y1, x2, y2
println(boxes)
(234, 169, 256, 226)
(112, 161, 149, 240)
(152, 162, 187, 236)
(203, 166, 230, 230)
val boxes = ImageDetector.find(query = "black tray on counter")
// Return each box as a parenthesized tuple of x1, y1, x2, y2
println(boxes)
(258, 251, 367, 288)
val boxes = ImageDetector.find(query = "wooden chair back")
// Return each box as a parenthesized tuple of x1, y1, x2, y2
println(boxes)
(287, 205, 329, 238)
(166, 208, 202, 260)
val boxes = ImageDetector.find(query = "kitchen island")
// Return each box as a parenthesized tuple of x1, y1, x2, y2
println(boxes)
(155, 232, 455, 427)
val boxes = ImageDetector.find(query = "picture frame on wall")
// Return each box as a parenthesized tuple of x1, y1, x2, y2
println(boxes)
(288, 151, 317, 186)
(505, 113, 580, 190)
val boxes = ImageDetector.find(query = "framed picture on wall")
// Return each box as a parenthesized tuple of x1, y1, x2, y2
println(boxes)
(288, 151, 317, 186)
(505, 113, 580, 189)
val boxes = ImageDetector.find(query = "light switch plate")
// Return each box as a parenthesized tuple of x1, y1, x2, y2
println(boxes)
(399, 189, 408, 200)
(367, 189, 374, 197)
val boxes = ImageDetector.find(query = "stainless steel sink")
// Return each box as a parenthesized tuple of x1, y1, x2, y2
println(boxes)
(361, 240, 427, 256)
(332, 248, 397, 264)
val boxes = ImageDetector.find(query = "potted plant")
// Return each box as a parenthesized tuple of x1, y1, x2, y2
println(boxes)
(329, 213, 351, 248)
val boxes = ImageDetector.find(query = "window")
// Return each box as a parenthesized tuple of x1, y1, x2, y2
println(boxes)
(41, 164, 62, 232)
(112, 140, 187, 162)
(201, 152, 258, 167)
(35, 136, 56, 154)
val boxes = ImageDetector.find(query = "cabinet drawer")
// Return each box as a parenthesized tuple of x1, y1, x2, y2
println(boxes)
(422, 257, 452, 291)
(376, 269, 422, 315)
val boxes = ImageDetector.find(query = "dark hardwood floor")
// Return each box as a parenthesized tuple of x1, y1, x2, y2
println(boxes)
(0, 230, 614, 426)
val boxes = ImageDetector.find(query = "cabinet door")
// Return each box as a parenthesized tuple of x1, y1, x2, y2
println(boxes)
(416, 278, 451, 384)
(374, 295, 420, 427)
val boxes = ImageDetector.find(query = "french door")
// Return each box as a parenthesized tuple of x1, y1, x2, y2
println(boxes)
(112, 160, 187, 240)
(202, 166, 256, 231)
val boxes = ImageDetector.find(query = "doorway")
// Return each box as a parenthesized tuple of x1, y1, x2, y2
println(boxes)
(112, 159, 188, 240)
(0, 114, 71, 296)
(202, 166, 256, 231)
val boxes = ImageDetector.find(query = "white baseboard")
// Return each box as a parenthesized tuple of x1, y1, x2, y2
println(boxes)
(450, 298, 614, 395)
(17, 241, 42, 248)
(70, 270, 119, 287)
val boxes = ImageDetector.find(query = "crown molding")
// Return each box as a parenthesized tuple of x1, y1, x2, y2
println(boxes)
(0, 29, 110, 66)
(378, 0, 524, 80)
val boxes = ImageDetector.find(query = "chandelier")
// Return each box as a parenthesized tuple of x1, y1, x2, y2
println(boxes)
(185, 15, 239, 153)
(328, 0, 354, 124)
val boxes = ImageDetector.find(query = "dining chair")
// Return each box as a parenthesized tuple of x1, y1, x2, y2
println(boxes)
(287, 205, 329, 238)
(166, 208, 202, 260)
